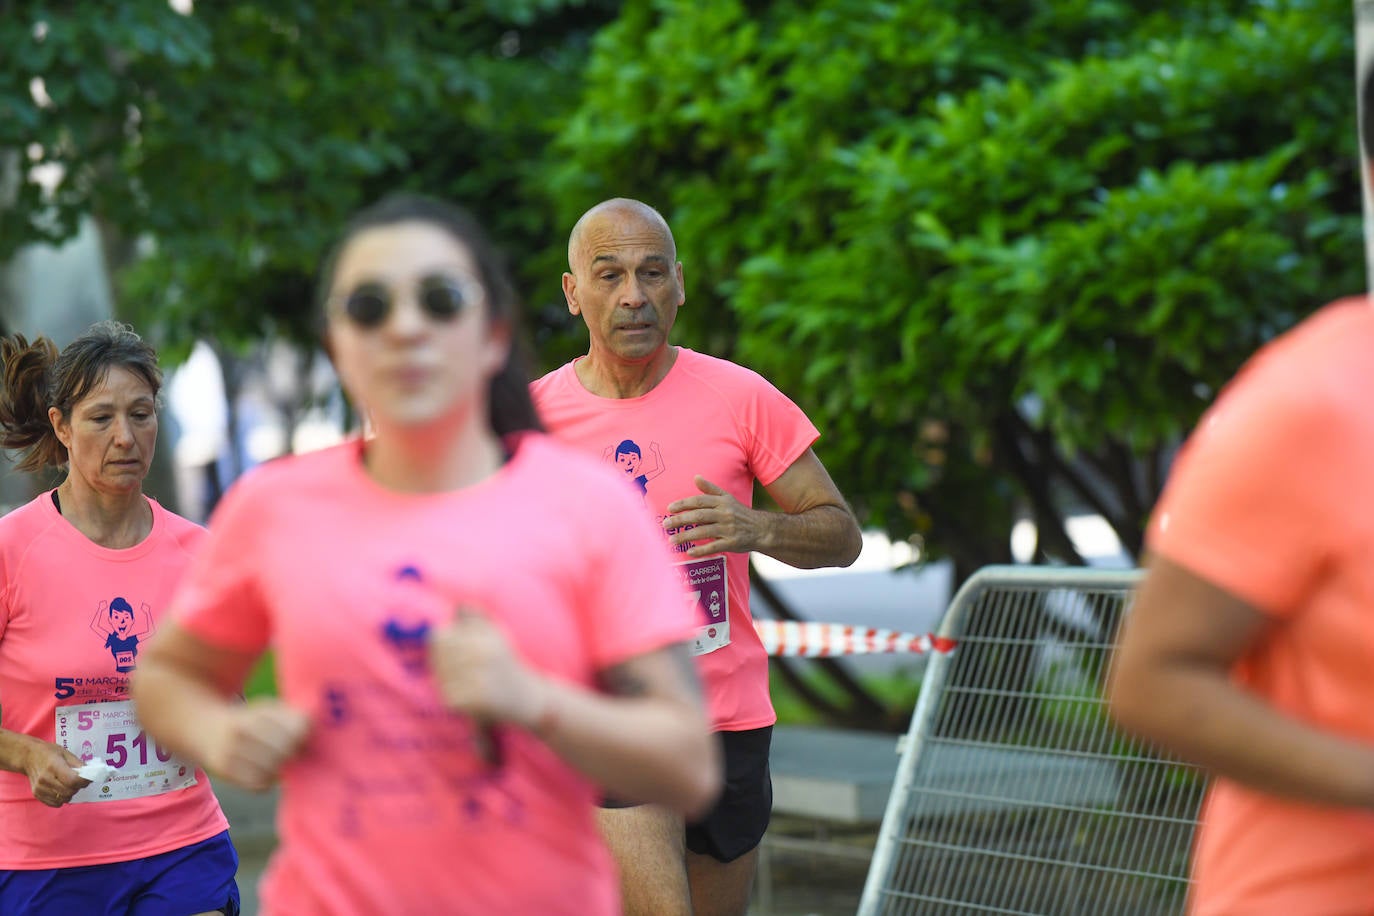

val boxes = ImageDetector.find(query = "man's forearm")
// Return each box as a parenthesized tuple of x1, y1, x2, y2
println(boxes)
(755, 504, 862, 569)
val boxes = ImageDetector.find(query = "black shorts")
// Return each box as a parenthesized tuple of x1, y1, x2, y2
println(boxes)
(600, 726, 773, 863)
(686, 726, 773, 863)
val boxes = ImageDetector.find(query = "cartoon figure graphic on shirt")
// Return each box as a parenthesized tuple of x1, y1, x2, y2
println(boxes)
(371, 562, 513, 825)
(381, 564, 434, 676)
(603, 439, 664, 503)
(89, 597, 156, 673)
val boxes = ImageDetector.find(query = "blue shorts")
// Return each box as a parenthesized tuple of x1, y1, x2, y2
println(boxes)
(0, 830, 240, 916)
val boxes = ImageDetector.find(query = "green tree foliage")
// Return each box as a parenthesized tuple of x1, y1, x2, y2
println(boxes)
(4, 1, 1364, 582)
(0, 0, 615, 358)
(542, 0, 1363, 575)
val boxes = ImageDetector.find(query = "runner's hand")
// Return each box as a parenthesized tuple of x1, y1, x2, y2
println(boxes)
(25, 741, 90, 807)
(429, 608, 547, 730)
(664, 475, 761, 556)
(204, 700, 310, 793)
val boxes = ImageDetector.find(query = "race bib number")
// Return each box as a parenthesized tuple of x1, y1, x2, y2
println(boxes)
(55, 700, 197, 803)
(679, 555, 729, 657)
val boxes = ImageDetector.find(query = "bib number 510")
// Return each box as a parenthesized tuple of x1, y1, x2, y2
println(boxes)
(103, 731, 174, 769)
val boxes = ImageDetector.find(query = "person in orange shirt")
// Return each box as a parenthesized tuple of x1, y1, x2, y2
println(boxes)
(1108, 67, 1374, 915)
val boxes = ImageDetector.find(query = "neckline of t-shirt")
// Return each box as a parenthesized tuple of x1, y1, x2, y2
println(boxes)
(565, 347, 693, 408)
(41, 489, 164, 561)
(341, 432, 534, 505)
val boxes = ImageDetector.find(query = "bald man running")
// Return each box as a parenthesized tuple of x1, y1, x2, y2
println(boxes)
(531, 198, 862, 916)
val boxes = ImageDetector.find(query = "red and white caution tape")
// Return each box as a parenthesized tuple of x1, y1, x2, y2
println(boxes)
(752, 619, 957, 658)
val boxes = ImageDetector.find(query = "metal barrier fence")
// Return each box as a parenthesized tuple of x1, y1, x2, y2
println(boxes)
(858, 566, 1207, 916)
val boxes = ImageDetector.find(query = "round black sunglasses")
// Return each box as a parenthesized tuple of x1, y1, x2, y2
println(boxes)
(337, 274, 482, 329)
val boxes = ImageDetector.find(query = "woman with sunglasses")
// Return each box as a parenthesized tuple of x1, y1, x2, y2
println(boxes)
(132, 193, 721, 915)
(0, 321, 239, 915)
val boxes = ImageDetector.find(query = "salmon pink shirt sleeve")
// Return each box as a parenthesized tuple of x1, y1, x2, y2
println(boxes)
(1147, 339, 1341, 619)
(169, 471, 273, 653)
(704, 364, 818, 487)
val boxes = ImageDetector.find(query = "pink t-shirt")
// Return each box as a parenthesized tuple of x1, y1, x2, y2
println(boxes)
(0, 493, 228, 868)
(171, 432, 693, 916)
(531, 347, 820, 731)
(1147, 299, 1374, 915)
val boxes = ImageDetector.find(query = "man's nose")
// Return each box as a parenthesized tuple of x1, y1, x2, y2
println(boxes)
(620, 277, 649, 308)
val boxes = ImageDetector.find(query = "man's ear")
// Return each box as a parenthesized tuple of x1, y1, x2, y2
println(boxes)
(561, 272, 581, 316)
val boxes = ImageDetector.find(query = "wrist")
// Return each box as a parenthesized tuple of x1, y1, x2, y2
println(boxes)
(188, 702, 238, 772)
(24, 734, 54, 772)
(752, 507, 780, 555)
(526, 679, 561, 741)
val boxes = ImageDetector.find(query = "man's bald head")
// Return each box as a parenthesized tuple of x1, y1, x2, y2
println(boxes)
(567, 198, 677, 273)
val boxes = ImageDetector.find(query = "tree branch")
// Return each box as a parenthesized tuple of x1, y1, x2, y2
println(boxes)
(1005, 412, 1138, 559)
(994, 414, 1087, 566)
(1094, 440, 1145, 557)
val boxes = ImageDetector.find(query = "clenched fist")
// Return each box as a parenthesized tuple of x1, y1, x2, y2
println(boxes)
(202, 700, 311, 793)
(428, 608, 548, 731)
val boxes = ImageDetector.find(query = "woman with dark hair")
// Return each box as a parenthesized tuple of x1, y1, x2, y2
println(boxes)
(132, 193, 720, 915)
(0, 320, 239, 915)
